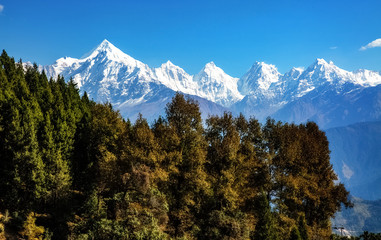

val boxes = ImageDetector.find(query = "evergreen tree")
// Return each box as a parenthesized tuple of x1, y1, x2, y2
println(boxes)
(71, 91, 93, 191)
(252, 191, 278, 240)
(0, 53, 46, 210)
(41, 112, 71, 205)
(0, 52, 353, 239)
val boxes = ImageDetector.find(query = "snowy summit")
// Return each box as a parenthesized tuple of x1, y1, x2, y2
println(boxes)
(42, 40, 381, 125)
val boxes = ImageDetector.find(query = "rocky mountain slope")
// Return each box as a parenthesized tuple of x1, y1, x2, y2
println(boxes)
(326, 121, 381, 200)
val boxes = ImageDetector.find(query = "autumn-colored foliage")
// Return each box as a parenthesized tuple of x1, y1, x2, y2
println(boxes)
(0, 51, 351, 239)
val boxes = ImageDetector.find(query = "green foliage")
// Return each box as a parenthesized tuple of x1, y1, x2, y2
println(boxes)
(0, 52, 353, 239)
(252, 191, 279, 240)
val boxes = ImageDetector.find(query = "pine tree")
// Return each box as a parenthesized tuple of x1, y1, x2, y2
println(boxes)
(71, 91, 93, 192)
(252, 191, 278, 240)
(88, 103, 125, 198)
(0, 51, 353, 239)
(41, 112, 71, 205)
(0, 53, 46, 210)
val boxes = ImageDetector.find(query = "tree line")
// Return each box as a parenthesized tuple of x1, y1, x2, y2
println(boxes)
(0, 50, 351, 239)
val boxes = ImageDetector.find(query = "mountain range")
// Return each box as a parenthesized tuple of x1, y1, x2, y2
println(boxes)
(40, 39, 381, 187)
(326, 121, 381, 201)
(35, 39, 381, 234)
(39, 40, 381, 197)
(41, 40, 381, 130)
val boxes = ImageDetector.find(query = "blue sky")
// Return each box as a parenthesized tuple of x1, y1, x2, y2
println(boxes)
(0, 0, 380, 76)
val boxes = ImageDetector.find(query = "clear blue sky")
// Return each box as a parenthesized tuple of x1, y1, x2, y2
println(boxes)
(0, 0, 380, 76)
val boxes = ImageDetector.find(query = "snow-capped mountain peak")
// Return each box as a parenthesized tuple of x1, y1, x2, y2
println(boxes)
(41, 40, 381, 126)
(83, 39, 118, 59)
(153, 60, 243, 107)
(196, 62, 228, 79)
(158, 60, 182, 71)
(299, 58, 351, 86)
(238, 61, 280, 95)
(314, 58, 329, 65)
(55, 56, 78, 66)
(352, 69, 381, 87)
(161, 60, 176, 68)
(82, 39, 143, 68)
(192, 62, 243, 106)
(204, 61, 216, 69)
(283, 67, 304, 81)
(43, 40, 161, 104)
(93, 39, 115, 52)
(306, 58, 334, 74)
(154, 60, 196, 95)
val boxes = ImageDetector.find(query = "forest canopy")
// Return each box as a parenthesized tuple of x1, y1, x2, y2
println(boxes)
(0, 51, 351, 240)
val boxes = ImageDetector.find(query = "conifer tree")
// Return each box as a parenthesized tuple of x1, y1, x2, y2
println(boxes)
(0, 52, 353, 239)
(71, 91, 93, 191)
(252, 191, 278, 240)
(24, 63, 43, 97)
(0, 53, 46, 210)
(88, 103, 124, 198)
(41, 112, 71, 205)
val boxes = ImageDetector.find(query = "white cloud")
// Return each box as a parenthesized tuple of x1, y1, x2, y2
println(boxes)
(0, 5, 4, 13)
(360, 38, 381, 51)
(330, 46, 338, 50)
(342, 163, 354, 180)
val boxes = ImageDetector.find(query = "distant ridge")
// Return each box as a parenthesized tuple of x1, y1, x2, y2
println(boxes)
(40, 40, 381, 129)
